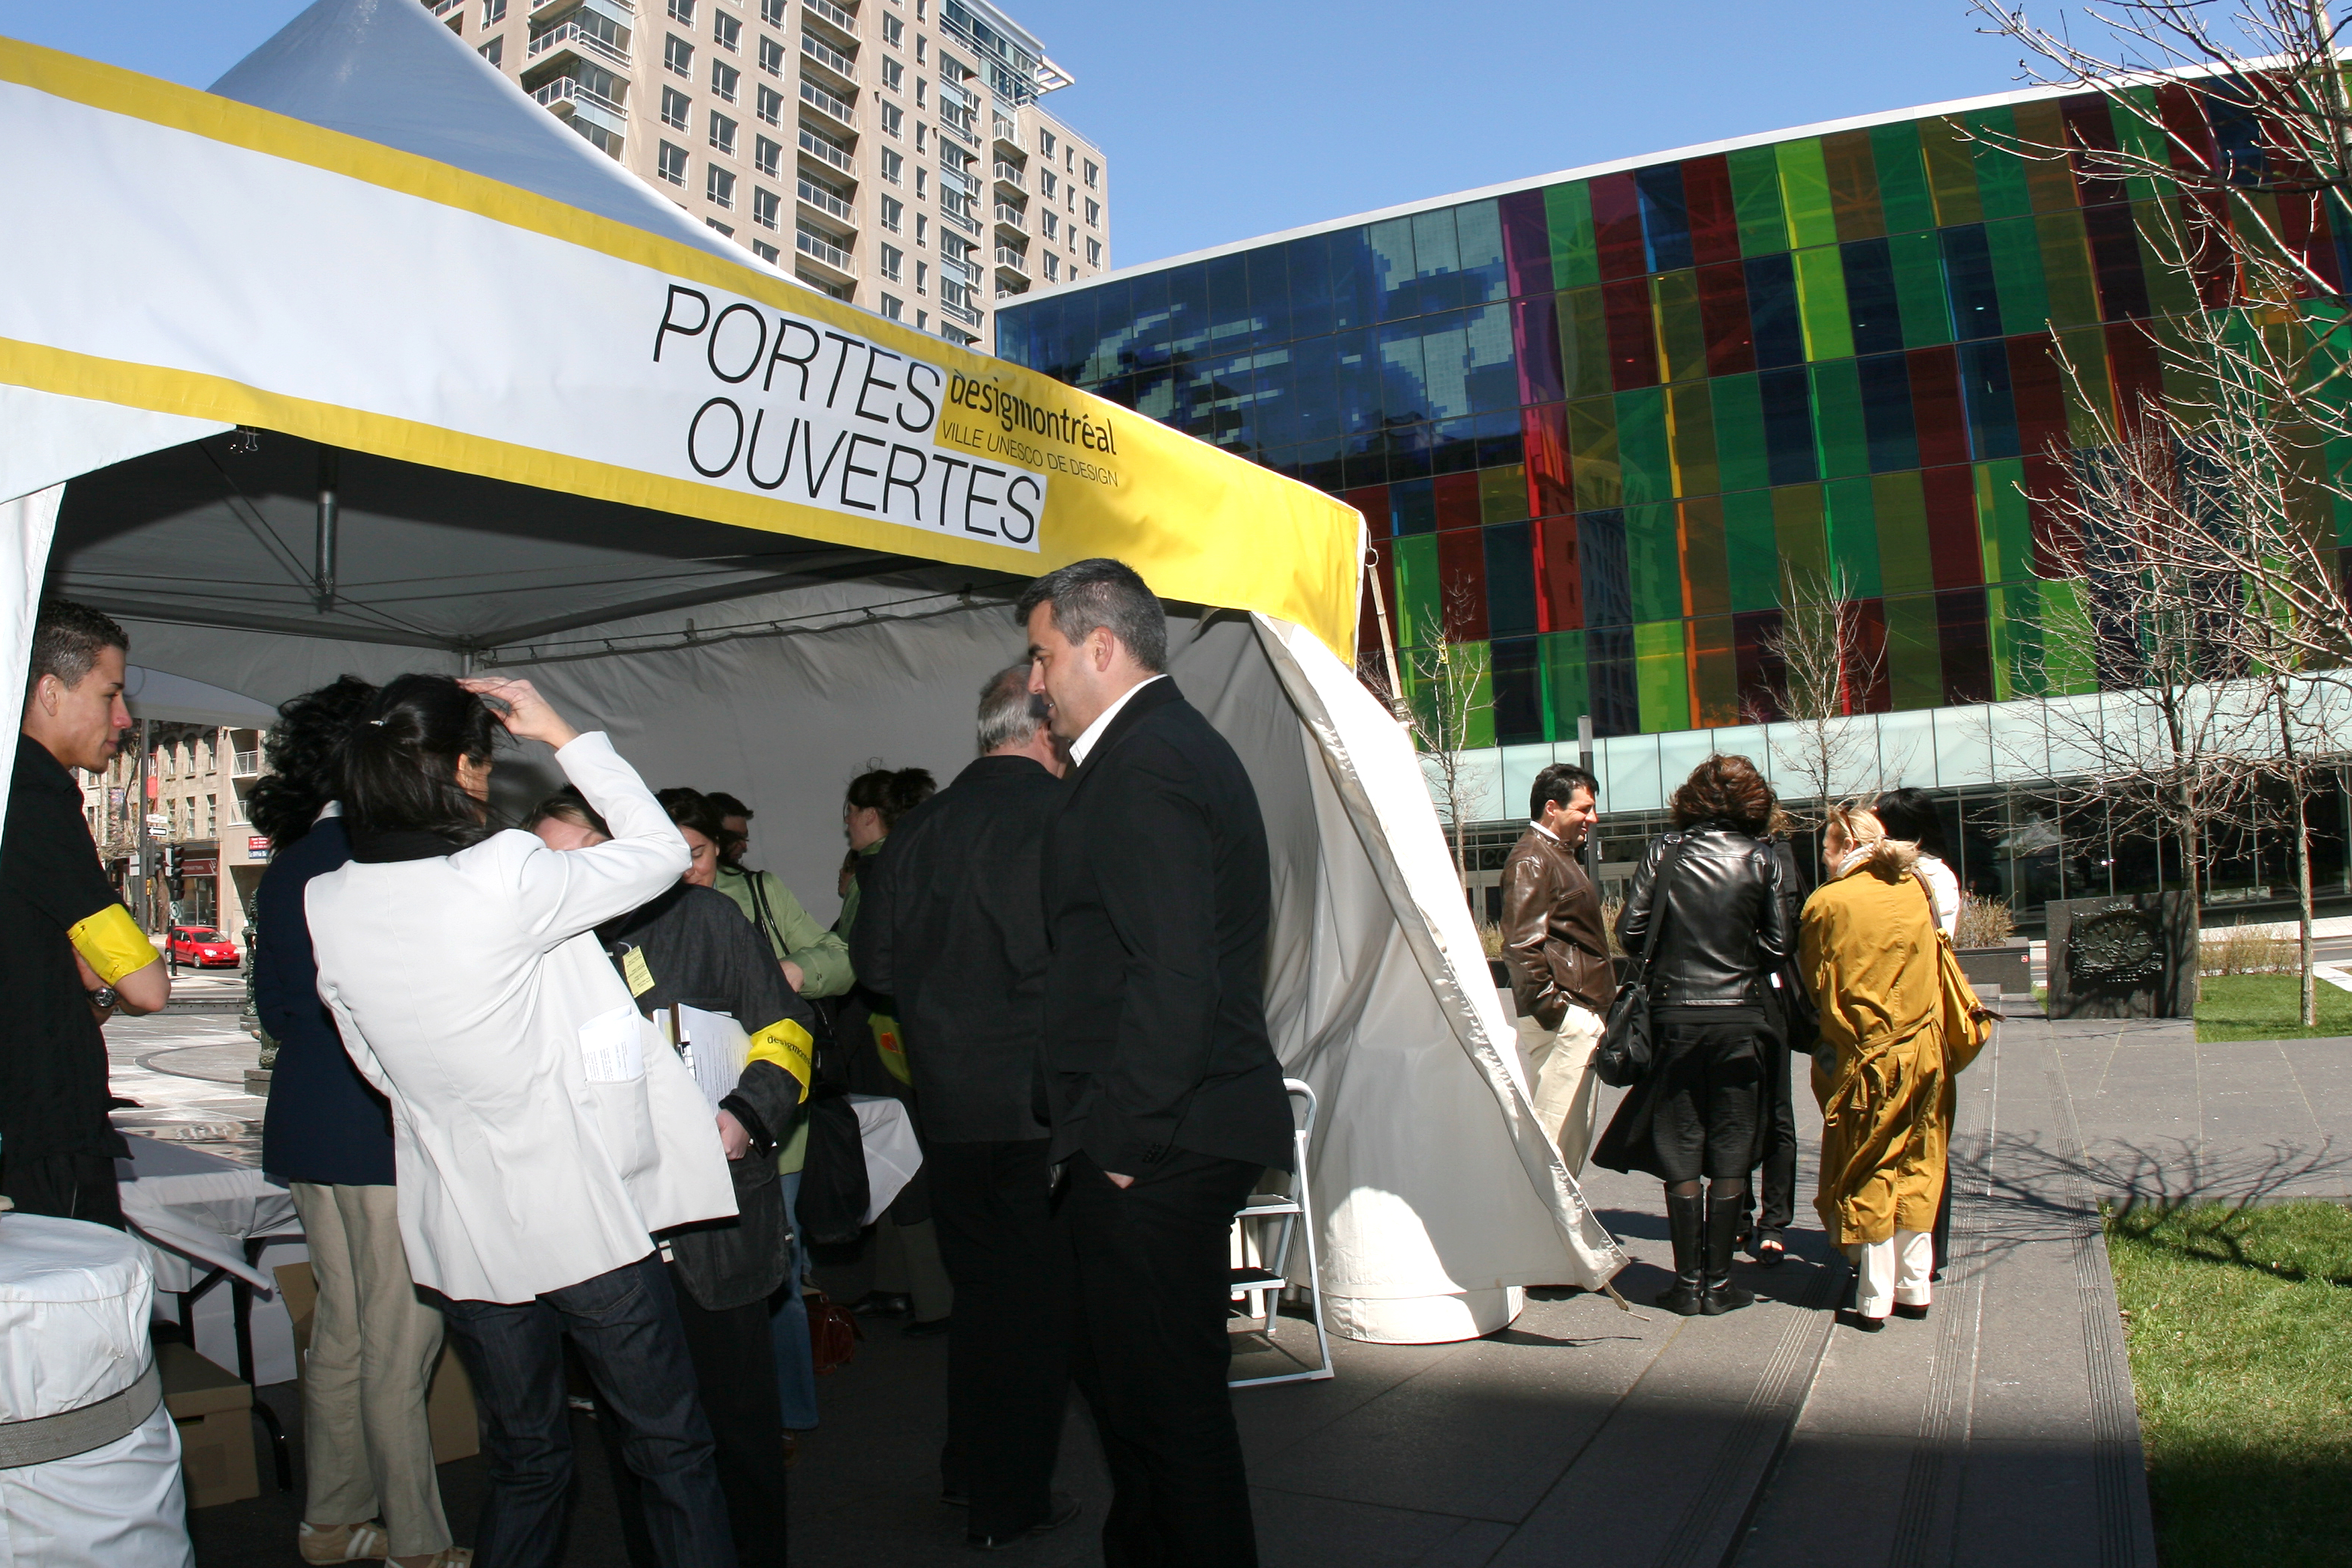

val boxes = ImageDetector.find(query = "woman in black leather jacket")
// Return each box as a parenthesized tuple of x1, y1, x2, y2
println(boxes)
(1591, 754, 1791, 1316)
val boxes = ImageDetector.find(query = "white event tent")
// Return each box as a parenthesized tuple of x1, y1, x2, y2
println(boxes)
(0, 0, 1626, 1341)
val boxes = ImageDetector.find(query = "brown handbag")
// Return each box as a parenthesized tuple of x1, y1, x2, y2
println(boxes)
(806, 1289, 863, 1375)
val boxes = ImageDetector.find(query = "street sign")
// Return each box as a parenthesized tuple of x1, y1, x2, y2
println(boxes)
(181, 857, 217, 877)
(247, 836, 271, 854)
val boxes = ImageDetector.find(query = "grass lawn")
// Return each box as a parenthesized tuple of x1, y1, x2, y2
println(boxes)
(2108, 1201, 2352, 1566)
(2194, 974, 2352, 1042)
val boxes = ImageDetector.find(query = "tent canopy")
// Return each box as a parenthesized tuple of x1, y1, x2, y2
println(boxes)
(0, 1, 1627, 1340)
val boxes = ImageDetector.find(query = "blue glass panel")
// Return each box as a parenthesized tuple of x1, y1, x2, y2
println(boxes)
(1391, 476, 1436, 534)
(1637, 162, 1695, 273)
(1249, 246, 1293, 346)
(1485, 524, 1539, 639)
(1578, 508, 1633, 628)
(1585, 624, 1640, 736)
(1253, 349, 1299, 449)
(1384, 422, 1433, 480)
(1857, 351, 1920, 473)
(1289, 336, 1341, 445)
(1743, 252, 1806, 369)
(1474, 407, 1525, 468)
(1330, 226, 1379, 329)
(1383, 313, 1445, 422)
(1331, 327, 1381, 435)
(1958, 338, 2020, 460)
(1939, 224, 2003, 340)
(1412, 205, 1463, 313)
(1208, 252, 1252, 342)
(1454, 200, 1510, 305)
(1464, 302, 1519, 413)
(1053, 289, 1097, 382)
(1841, 238, 1904, 356)
(1167, 262, 1210, 354)
(1370, 217, 1419, 322)
(1429, 415, 1481, 475)
(1758, 364, 1820, 485)
(1491, 635, 1545, 743)
(995, 305, 1034, 368)
(1126, 268, 1171, 366)
(1085, 278, 1133, 376)
(1287, 232, 1336, 340)
(1342, 446, 1390, 487)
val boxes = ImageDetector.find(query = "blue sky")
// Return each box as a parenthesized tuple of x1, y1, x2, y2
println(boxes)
(1, 1, 2040, 267)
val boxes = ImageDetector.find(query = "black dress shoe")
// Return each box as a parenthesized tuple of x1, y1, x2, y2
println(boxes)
(904, 1315, 952, 1338)
(1838, 1308, 1884, 1333)
(969, 1493, 1081, 1550)
(1892, 1302, 1930, 1321)
(851, 1291, 912, 1318)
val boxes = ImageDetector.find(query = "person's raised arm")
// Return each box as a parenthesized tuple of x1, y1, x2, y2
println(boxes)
(1614, 836, 1666, 956)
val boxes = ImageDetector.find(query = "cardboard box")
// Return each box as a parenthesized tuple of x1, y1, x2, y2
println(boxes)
(158, 1341, 259, 1508)
(275, 1261, 481, 1465)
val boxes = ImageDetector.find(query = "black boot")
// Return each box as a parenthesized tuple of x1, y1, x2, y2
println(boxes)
(1655, 1192, 1706, 1315)
(1701, 1195, 1755, 1315)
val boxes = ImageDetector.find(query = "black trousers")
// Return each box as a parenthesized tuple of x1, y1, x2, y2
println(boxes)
(1057, 1150, 1261, 1568)
(607, 1265, 787, 1568)
(929, 1138, 1069, 1538)
(1753, 1032, 1797, 1232)
(0, 1151, 125, 1228)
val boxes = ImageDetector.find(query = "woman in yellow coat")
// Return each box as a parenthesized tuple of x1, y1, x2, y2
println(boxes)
(1800, 804, 1948, 1332)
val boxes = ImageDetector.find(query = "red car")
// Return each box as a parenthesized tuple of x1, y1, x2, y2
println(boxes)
(166, 926, 241, 967)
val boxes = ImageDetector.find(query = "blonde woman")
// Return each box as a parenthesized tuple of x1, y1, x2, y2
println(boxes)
(1799, 803, 1948, 1332)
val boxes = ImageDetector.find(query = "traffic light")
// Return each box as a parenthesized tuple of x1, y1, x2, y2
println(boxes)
(161, 844, 181, 880)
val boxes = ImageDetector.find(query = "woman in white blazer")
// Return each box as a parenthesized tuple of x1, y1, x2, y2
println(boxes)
(306, 675, 739, 1568)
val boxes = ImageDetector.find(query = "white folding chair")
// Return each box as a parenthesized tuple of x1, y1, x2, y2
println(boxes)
(1227, 1077, 1334, 1385)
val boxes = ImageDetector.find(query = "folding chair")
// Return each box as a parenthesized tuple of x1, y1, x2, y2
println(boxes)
(1227, 1077, 1334, 1385)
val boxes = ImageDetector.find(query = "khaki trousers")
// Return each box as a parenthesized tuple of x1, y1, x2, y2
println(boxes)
(1514, 1003, 1606, 1174)
(289, 1182, 452, 1557)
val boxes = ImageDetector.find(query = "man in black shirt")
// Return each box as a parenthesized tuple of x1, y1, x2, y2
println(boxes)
(2, 600, 170, 1225)
(852, 664, 1073, 1550)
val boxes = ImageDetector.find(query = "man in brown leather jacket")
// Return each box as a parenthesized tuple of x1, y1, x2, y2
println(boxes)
(1500, 763, 1610, 1171)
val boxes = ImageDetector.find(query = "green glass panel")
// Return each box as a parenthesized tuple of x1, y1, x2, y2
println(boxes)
(2135, 200, 2199, 318)
(1627, 501, 1684, 622)
(1871, 473, 1934, 596)
(2112, 89, 2168, 206)
(1967, 107, 2033, 222)
(1559, 286, 1610, 401)
(1681, 496, 1732, 618)
(1616, 387, 1673, 507)
(1462, 642, 1496, 747)
(1634, 619, 1692, 732)
(1545, 630, 1591, 735)
(1711, 374, 1770, 494)
(2037, 211, 2100, 329)
(1771, 484, 1828, 578)
(2012, 99, 2082, 213)
(1667, 381, 1720, 498)
(1569, 396, 1620, 512)
(2147, 314, 2208, 409)
(1728, 144, 1789, 256)
(1722, 489, 1779, 611)
(1812, 360, 1869, 479)
(1975, 458, 2034, 586)
(1824, 476, 1881, 597)
(1546, 183, 1600, 289)
(1986, 581, 2045, 700)
(1920, 115, 1983, 226)
(1776, 138, 1838, 250)
(2034, 579, 2096, 695)
(1822, 129, 1885, 242)
(1883, 593, 1945, 709)
(1890, 230, 1953, 347)
(1652, 269, 1707, 383)
(1393, 533, 1440, 648)
(1792, 245, 1855, 360)
(1871, 121, 1937, 238)
(1984, 216, 2051, 337)
(2057, 326, 2114, 442)
(1481, 463, 1530, 524)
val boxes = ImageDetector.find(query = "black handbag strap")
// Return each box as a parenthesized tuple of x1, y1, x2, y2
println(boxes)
(1628, 833, 1692, 984)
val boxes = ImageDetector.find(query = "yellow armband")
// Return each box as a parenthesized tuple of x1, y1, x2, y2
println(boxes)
(746, 1018, 814, 1104)
(69, 904, 157, 986)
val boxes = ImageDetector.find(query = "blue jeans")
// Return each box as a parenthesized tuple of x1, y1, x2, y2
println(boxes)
(768, 1170, 820, 1430)
(438, 1253, 736, 1568)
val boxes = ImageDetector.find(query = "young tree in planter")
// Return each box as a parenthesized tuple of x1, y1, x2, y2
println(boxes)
(1755, 558, 1902, 820)
(1359, 577, 1493, 900)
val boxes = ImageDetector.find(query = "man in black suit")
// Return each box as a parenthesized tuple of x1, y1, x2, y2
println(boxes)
(850, 665, 1077, 1551)
(1018, 557, 1293, 1568)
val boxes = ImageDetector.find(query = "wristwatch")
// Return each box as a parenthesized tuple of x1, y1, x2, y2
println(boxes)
(87, 985, 119, 1013)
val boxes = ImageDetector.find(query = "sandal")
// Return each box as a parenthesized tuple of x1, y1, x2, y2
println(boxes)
(1749, 1228, 1786, 1267)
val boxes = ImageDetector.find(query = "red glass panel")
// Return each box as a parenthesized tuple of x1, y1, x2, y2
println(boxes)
(2277, 189, 2344, 293)
(1697, 262, 1756, 377)
(1937, 587, 1994, 705)
(1437, 528, 1490, 641)
(2060, 93, 2127, 207)
(2155, 82, 2215, 176)
(2104, 321, 2165, 436)
(1534, 513, 1583, 631)
(2021, 450, 2078, 577)
(1732, 608, 1782, 720)
(1500, 187, 1555, 297)
(2005, 333, 2070, 462)
(1689, 614, 1740, 728)
(1433, 471, 1483, 530)
(1921, 464, 1983, 589)
(1602, 277, 1660, 390)
(2081, 201, 2151, 320)
(1514, 296, 1566, 405)
(1907, 346, 1969, 468)
(1522, 404, 1573, 517)
(1683, 154, 1741, 267)
(1589, 171, 1647, 281)
(1849, 598, 1893, 713)
(1343, 483, 1391, 538)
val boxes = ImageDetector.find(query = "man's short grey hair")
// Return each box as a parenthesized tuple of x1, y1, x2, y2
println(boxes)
(977, 663, 1044, 753)
(1012, 558, 1167, 673)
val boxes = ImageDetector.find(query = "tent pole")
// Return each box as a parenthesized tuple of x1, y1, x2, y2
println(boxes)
(1363, 549, 1405, 720)
(314, 449, 339, 613)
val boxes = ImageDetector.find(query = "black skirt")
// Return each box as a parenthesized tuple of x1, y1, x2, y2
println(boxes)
(1590, 1012, 1765, 1183)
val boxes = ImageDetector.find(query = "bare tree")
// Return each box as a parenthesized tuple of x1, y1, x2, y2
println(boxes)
(1358, 578, 1493, 897)
(1756, 559, 1897, 819)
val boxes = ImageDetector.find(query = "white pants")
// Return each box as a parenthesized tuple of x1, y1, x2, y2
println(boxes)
(1515, 1003, 1606, 1174)
(1854, 1228, 1934, 1319)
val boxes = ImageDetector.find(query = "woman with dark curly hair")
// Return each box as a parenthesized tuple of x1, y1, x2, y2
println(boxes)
(1591, 754, 1791, 1316)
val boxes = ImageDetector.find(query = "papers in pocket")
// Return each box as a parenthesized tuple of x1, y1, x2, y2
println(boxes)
(578, 1005, 647, 1083)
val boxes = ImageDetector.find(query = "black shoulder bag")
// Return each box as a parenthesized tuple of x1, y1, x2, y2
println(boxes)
(1591, 833, 1690, 1089)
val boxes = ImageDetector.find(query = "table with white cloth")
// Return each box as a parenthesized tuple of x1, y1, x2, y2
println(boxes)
(0, 1212, 193, 1568)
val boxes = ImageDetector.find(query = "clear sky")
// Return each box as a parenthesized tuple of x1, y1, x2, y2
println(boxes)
(1, 0, 2045, 268)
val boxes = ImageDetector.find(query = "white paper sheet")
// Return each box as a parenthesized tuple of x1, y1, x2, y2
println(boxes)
(676, 1006, 750, 1113)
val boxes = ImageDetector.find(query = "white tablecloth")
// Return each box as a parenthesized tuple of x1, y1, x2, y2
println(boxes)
(114, 1136, 297, 1293)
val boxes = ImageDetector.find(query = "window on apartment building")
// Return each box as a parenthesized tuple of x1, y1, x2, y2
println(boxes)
(754, 134, 781, 175)
(881, 57, 902, 90)
(761, 0, 783, 19)
(666, 34, 694, 75)
(1085, 158, 1099, 189)
(1046, 252, 1063, 281)
(757, 35, 783, 74)
(880, 101, 903, 138)
(916, 123, 927, 152)
(754, 238, 780, 262)
(1039, 169, 1055, 199)
(709, 217, 734, 235)
(479, 35, 503, 65)
(709, 111, 737, 155)
(1041, 210, 1058, 240)
(1084, 197, 1099, 228)
(914, 77, 927, 108)
(880, 293, 903, 320)
(483, 0, 505, 21)
(755, 84, 783, 124)
(713, 9, 740, 50)
(916, 36, 926, 62)
(707, 164, 736, 207)
(752, 187, 781, 228)
(916, 213, 928, 245)
(1087, 238, 1102, 266)
(662, 87, 691, 130)
(915, 168, 927, 198)
(880, 148, 903, 184)
(658, 140, 689, 185)
(669, 0, 696, 20)
(711, 60, 739, 101)
(915, 258, 928, 294)
(880, 244, 903, 281)
(1038, 128, 1056, 158)
(879, 195, 903, 232)
(205, 795, 217, 835)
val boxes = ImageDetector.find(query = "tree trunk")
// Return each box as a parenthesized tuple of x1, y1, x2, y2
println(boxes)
(2278, 686, 2316, 1028)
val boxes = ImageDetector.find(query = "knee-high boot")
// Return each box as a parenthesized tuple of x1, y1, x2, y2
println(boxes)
(1657, 1191, 1706, 1316)
(1702, 1193, 1755, 1315)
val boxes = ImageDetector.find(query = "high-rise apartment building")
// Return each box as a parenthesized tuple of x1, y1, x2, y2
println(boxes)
(428, 0, 1108, 351)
